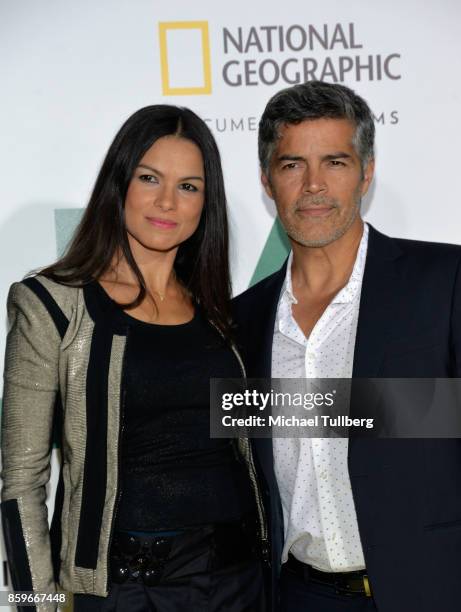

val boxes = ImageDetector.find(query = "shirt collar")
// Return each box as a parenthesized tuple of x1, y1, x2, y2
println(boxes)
(332, 222, 369, 304)
(283, 250, 297, 305)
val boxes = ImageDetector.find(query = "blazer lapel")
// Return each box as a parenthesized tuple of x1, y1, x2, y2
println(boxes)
(352, 225, 403, 378)
(349, 226, 405, 475)
(248, 261, 288, 378)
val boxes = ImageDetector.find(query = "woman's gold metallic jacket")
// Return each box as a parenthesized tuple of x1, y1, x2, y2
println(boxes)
(1, 276, 268, 611)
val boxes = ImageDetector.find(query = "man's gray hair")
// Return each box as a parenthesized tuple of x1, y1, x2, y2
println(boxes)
(258, 81, 375, 174)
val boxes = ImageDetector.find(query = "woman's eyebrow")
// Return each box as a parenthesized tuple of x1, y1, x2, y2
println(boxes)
(137, 163, 204, 181)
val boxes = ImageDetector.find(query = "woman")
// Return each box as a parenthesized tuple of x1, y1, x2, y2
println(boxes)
(1, 105, 268, 611)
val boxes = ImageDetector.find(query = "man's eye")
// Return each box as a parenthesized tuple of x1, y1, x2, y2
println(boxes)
(139, 174, 158, 183)
(282, 162, 298, 170)
(180, 183, 198, 192)
(329, 160, 346, 167)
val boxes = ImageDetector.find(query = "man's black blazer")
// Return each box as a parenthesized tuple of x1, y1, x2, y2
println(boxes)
(232, 225, 461, 612)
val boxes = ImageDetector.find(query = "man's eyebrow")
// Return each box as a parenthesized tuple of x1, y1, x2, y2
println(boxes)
(276, 155, 305, 162)
(137, 163, 204, 181)
(322, 152, 353, 160)
(275, 152, 353, 163)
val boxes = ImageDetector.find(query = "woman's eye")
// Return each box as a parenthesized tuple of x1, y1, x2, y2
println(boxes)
(139, 174, 158, 183)
(180, 183, 198, 192)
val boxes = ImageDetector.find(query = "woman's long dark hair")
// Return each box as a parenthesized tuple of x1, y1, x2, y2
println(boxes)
(39, 105, 233, 337)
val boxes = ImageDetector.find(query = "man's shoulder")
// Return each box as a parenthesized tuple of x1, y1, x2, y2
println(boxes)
(394, 235, 461, 258)
(233, 264, 287, 311)
(393, 237, 461, 279)
(370, 225, 461, 269)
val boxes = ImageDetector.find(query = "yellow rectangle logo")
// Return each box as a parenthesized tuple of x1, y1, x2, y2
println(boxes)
(159, 21, 212, 95)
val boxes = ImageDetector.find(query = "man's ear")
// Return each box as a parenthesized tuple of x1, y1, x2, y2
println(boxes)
(261, 170, 274, 200)
(361, 158, 375, 197)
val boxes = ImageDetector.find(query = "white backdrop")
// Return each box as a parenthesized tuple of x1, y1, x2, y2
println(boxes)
(1, 0, 461, 603)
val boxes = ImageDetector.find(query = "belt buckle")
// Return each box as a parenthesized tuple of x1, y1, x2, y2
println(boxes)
(363, 575, 372, 597)
(333, 574, 372, 598)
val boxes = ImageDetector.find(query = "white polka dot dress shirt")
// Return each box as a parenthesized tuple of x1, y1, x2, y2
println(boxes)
(272, 223, 369, 572)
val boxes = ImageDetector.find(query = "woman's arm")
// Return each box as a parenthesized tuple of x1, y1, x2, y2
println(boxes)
(1, 281, 61, 602)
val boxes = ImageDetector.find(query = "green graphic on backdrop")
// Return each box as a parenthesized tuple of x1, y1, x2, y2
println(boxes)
(55, 209, 84, 256)
(250, 218, 290, 286)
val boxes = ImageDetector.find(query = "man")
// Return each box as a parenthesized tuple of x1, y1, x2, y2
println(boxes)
(233, 81, 461, 612)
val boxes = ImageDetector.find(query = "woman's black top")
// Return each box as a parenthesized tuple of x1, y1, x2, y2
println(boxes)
(92, 282, 255, 531)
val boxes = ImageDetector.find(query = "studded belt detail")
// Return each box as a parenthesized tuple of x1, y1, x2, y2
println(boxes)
(110, 516, 259, 586)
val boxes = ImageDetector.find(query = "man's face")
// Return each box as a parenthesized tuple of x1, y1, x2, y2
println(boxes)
(262, 118, 374, 247)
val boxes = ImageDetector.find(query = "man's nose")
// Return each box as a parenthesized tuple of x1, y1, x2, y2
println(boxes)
(302, 168, 327, 194)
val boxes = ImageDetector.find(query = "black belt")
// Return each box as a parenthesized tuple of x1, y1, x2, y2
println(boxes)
(110, 515, 260, 586)
(285, 554, 373, 597)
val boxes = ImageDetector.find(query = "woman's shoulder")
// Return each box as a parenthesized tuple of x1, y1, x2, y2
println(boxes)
(8, 274, 84, 328)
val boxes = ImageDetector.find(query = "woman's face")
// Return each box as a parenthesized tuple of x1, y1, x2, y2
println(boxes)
(124, 135, 205, 255)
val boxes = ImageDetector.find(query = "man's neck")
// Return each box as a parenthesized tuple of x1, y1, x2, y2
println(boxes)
(290, 218, 364, 298)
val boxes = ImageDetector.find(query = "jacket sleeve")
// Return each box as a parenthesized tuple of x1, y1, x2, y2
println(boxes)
(451, 255, 461, 376)
(1, 281, 62, 608)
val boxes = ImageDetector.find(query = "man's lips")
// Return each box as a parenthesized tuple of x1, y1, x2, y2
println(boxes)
(295, 207, 335, 217)
(145, 216, 178, 228)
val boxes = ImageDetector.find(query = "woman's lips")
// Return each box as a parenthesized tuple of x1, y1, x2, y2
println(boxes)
(145, 216, 178, 228)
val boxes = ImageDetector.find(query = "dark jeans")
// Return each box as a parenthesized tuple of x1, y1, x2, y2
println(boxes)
(73, 521, 265, 612)
(280, 563, 378, 612)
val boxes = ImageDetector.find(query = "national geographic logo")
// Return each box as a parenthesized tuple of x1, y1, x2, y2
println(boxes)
(158, 21, 401, 95)
(221, 23, 401, 87)
(159, 21, 212, 95)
